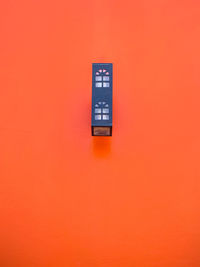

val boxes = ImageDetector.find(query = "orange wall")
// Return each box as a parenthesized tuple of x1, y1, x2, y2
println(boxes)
(0, 0, 200, 266)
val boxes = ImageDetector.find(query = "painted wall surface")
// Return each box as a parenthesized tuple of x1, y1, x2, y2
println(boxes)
(0, 0, 200, 266)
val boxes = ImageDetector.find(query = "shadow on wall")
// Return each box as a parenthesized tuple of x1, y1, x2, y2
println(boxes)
(92, 137, 111, 158)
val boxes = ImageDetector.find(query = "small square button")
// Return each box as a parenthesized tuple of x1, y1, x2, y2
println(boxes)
(102, 115, 109, 120)
(103, 82, 109, 87)
(95, 115, 101, 120)
(96, 82, 102, 87)
(95, 76, 102, 81)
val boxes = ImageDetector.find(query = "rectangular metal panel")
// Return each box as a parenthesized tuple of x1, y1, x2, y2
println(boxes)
(91, 63, 113, 136)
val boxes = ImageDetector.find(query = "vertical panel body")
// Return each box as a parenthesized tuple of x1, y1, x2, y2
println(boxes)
(91, 63, 113, 136)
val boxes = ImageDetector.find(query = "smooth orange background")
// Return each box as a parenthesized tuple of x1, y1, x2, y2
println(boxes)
(0, 0, 200, 266)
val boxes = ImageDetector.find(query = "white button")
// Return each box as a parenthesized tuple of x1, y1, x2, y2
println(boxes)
(95, 115, 101, 120)
(95, 108, 101, 113)
(103, 108, 109, 113)
(103, 82, 109, 87)
(102, 115, 109, 120)
(95, 76, 102, 81)
(103, 76, 109, 81)
(96, 82, 102, 87)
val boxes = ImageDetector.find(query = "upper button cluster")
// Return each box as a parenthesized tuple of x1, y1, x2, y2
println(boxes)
(95, 69, 110, 88)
